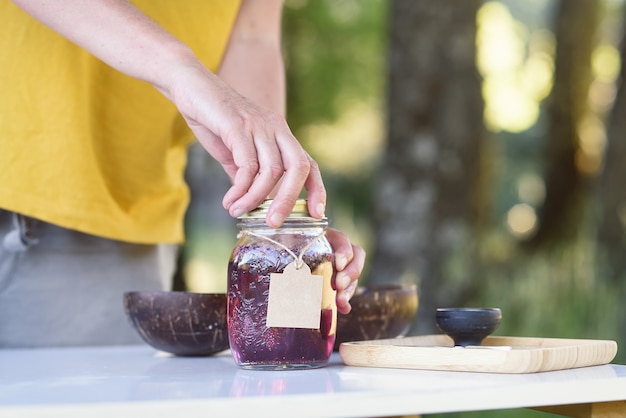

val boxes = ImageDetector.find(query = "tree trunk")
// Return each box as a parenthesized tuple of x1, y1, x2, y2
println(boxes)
(597, 6, 626, 279)
(527, 0, 600, 249)
(368, 0, 485, 334)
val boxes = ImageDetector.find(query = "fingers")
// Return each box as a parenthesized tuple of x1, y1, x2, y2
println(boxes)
(263, 151, 326, 227)
(180, 71, 324, 225)
(327, 228, 366, 314)
(219, 115, 324, 226)
(222, 126, 285, 218)
(336, 280, 358, 315)
(263, 133, 317, 227)
(304, 156, 327, 219)
(326, 227, 355, 272)
(335, 245, 366, 314)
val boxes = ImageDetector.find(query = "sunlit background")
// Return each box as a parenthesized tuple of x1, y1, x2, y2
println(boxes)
(182, 2, 626, 392)
(184, 0, 622, 287)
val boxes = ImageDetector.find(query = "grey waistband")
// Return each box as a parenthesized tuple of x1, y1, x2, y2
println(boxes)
(2, 212, 39, 252)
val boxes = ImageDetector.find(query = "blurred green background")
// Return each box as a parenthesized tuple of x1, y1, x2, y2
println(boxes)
(182, 1, 626, 415)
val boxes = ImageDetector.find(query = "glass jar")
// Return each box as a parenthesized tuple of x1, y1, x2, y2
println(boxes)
(227, 199, 336, 370)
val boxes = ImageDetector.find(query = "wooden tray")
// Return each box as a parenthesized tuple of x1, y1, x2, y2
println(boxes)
(339, 334, 618, 374)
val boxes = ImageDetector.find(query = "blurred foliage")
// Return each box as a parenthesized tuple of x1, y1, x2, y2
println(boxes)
(187, 7, 626, 413)
(282, 0, 388, 134)
(280, 6, 626, 418)
(182, 0, 389, 294)
(281, 0, 389, 257)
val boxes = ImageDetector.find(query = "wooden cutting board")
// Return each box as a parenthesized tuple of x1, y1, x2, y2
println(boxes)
(339, 334, 618, 374)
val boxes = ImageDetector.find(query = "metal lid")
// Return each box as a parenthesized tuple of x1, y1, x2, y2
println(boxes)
(239, 199, 323, 220)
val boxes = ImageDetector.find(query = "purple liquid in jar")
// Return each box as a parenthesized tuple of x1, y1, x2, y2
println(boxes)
(227, 229, 336, 370)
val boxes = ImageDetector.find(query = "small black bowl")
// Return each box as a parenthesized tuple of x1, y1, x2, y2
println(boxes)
(435, 307, 502, 347)
(124, 291, 229, 356)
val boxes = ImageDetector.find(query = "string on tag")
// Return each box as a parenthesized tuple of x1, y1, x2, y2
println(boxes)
(238, 231, 325, 270)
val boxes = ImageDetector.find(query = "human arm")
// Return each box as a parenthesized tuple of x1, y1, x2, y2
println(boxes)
(216, 0, 326, 225)
(217, 1, 364, 312)
(218, 0, 286, 117)
(12, 0, 364, 308)
(10, 0, 325, 227)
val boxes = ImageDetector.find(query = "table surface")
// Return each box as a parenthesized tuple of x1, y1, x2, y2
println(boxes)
(1, 345, 625, 418)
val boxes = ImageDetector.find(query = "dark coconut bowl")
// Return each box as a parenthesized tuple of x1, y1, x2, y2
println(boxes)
(334, 284, 418, 350)
(124, 291, 229, 356)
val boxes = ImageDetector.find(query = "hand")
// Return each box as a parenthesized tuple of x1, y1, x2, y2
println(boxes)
(11, 0, 326, 228)
(326, 228, 366, 314)
(162, 63, 326, 227)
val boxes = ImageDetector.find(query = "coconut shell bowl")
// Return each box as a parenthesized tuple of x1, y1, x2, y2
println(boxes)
(334, 284, 418, 350)
(435, 307, 502, 347)
(124, 291, 229, 356)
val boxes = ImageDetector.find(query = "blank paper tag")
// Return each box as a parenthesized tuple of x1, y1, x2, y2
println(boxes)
(266, 261, 323, 329)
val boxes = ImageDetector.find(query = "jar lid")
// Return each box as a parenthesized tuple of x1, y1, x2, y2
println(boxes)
(240, 199, 325, 220)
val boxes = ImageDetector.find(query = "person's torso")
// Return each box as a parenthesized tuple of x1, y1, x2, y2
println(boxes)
(0, 0, 241, 243)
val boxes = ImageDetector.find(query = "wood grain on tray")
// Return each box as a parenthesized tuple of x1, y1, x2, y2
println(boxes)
(339, 334, 618, 373)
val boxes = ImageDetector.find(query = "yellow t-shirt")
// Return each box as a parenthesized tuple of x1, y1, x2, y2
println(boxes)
(0, 0, 241, 244)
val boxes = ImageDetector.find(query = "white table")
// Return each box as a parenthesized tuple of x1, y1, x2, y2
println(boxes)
(1, 345, 625, 417)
